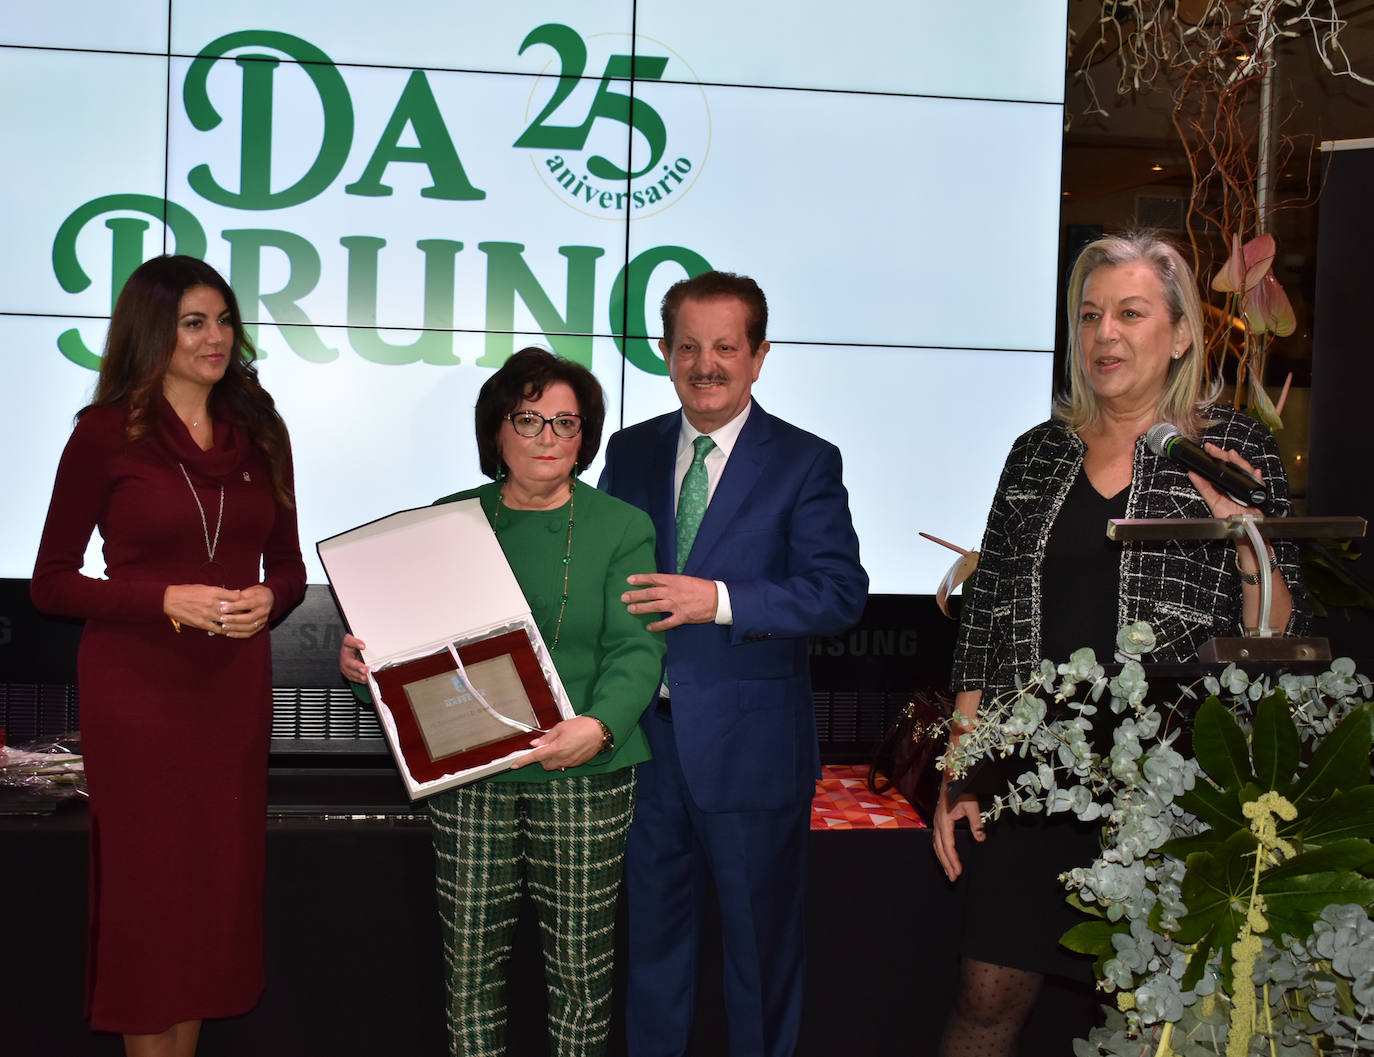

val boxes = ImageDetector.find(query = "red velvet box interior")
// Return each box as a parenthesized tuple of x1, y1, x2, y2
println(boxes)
(371, 629, 562, 784)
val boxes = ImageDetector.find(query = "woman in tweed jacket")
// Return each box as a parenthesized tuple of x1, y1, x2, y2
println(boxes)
(932, 233, 1309, 1056)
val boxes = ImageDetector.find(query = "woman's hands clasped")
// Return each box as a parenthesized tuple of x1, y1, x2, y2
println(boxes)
(164, 583, 274, 638)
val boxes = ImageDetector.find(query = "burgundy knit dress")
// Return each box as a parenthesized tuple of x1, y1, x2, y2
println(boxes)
(31, 398, 305, 1033)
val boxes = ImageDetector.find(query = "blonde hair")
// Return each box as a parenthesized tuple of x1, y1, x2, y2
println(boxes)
(1055, 232, 1215, 438)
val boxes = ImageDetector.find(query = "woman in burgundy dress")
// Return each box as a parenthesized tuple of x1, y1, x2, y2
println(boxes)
(31, 255, 306, 1057)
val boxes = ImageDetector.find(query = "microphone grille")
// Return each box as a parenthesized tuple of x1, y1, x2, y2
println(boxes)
(1145, 422, 1179, 457)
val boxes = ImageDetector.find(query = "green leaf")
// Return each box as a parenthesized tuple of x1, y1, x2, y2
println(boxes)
(1192, 695, 1255, 789)
(1174, 831, 1256, 982)
(1289, 700, 1374, 807)
(1302, 542, 1374, 613)
(1259, 870, 1374, 941)
(1181, 934, 1219, 992)
(1175, 779, 1249, 837)
(1261, 839, 1374, 883)
(1065, 891, 1105, 919)
(1334, 975, 1359, 1019)
(1251, 690, 1301, 789)
(1248, 374, 1284, 431)
(1293, 786, 1374, 846)
(1061, 919, 1124, 957)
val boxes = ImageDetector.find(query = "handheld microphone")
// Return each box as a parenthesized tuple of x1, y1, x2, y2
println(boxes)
(1145, 423, 1271, 512)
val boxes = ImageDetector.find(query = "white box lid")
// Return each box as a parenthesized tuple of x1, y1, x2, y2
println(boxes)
(317, 499, 529, 664)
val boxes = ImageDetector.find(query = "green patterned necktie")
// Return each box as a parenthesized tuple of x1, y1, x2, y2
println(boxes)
(676, 435, 716, 573)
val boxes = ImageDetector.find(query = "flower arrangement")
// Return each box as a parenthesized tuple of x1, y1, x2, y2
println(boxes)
(942, 623, 1374, 1055)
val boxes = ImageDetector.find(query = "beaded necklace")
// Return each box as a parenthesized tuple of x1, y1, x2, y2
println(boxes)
(492, 479, 575, 650)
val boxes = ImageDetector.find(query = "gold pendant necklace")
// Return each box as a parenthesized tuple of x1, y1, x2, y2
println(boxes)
(493, 479, 575, 650)
(179, 462, 224, 563)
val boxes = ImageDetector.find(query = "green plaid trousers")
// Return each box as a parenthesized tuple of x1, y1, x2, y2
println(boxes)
(428, 770, 636, 1057)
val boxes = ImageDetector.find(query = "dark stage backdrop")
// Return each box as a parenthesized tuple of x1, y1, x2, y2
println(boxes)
(1309, 140, 1374, 657)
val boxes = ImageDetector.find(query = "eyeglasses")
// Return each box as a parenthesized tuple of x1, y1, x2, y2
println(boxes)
(505, 411, 584, 439)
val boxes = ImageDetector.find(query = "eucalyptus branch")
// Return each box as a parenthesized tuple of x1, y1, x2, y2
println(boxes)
(958, 624, 1374, 1055)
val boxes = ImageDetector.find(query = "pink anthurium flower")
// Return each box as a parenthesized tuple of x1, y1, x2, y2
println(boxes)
(1213, 233, 1246, 293)
(1242, 271, 1296, 336)
(1212, 232, 1277, 293)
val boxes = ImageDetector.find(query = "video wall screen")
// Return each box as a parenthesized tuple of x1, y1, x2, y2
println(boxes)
(2, 1, 1066, 595)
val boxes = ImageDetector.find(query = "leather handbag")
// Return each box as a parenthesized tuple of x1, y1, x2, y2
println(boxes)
(866, 689, 953, 824)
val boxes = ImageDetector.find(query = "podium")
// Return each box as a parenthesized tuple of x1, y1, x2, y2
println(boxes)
(1107, 514, 1367, 663)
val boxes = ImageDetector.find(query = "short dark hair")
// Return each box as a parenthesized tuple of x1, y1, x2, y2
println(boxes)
(660, 271, 768, 354)
(84, 254, 294, 506)
(474, 347, 606, 478)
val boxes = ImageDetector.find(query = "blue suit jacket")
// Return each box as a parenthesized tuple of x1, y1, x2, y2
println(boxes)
(599, 402, 868, 812)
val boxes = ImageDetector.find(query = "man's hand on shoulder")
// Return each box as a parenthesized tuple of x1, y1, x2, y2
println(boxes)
(622, 573, 718, 631)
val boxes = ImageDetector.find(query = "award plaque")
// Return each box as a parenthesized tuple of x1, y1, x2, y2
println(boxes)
(372, 629, 563, 784)
(404, 656, 534, 759)
(317, 499, 576, 798)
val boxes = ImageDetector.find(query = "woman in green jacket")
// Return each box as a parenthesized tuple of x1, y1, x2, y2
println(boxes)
(341, 347, 664, 1057)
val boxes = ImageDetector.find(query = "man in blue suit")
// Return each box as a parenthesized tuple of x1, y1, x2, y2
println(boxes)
(599, 271, 868, 1057)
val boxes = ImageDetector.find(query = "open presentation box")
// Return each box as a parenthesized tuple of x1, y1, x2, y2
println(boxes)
(318, 500, 573, 799)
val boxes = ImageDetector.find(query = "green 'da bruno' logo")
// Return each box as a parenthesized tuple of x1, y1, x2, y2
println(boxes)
(50, 26, 711, 375)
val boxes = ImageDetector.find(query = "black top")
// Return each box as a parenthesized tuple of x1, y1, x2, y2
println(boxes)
(1040, 469, 1128, 666)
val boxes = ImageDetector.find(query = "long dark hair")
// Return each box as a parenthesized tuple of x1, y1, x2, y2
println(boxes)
(83, 255, 294, 505)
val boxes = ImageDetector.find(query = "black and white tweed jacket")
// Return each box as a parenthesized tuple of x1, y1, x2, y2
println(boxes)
(951, 405, 1310, 699)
